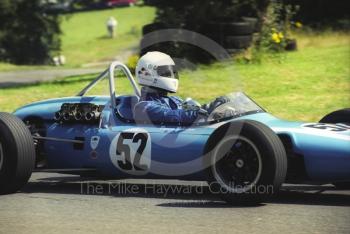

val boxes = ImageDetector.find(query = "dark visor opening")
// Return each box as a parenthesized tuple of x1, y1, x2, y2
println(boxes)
(156, 65, 178, 79)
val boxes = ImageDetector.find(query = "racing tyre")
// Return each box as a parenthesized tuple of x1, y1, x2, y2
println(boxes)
(224, 35, 253, 49)
(333, 182, 350, 190)
(0, 112, 35, 194)
(205, 22, 254, 36)
(142, 23, 165, 35)
(319, 108, 350, 125)
(223, 22, 254, 35)
(207, 120, 287, 205)
(241, 17, 259, 32)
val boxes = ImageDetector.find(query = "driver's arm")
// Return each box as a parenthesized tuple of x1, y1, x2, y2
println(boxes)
(134, 101, 199, 125)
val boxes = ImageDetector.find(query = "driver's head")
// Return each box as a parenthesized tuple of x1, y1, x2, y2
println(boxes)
(136, 51, 179, 93)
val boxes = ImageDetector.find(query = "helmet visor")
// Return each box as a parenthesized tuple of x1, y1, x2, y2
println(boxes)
(156, 65, 179, 79)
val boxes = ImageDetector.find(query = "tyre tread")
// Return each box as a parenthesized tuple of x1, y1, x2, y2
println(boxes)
(0, 112, 35, 194)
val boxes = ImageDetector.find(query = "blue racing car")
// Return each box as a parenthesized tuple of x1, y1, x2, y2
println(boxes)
(0, 62, 349, 204)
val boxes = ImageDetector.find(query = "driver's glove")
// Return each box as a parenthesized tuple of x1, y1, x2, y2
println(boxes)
(194, 108, 209, 123)
(206, 96, 231, 113)
(201, 103, 210, 111)
(198, 108, 209, 116)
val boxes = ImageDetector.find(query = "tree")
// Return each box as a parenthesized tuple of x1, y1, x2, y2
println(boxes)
(0, 0, 61, 65)
(0, 0, 14, 59)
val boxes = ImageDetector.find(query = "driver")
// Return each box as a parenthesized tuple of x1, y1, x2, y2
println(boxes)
(133, 51, 208, 125)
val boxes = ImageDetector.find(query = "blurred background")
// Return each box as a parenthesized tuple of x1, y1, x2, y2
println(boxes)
(0, 0, 349, 121)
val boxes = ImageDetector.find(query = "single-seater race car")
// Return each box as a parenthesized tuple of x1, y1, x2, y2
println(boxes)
(0, 62, 349, 204)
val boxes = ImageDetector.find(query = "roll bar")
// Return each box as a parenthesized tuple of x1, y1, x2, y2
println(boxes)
(77, 61, 141, 109)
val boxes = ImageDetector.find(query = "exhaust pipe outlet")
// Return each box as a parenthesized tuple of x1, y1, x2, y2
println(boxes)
(74, 112, 83, 121)
(54, 111, 62, 121)
(63, 112, 72, 121)
(85, 112, 95, 121)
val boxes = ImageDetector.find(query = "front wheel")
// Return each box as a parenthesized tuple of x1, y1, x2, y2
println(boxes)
(319, 108, 350, 125)
(207, 120, 287, 205)
(333, 182, 350, 190)
(0, 112, 35, 194)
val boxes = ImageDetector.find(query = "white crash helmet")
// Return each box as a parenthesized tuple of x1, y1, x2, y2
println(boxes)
(136, 51, 179, 93)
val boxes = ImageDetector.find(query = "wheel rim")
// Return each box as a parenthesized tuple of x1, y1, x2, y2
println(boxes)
(0, 141, 3, 171)
(212, 136, 262, 193)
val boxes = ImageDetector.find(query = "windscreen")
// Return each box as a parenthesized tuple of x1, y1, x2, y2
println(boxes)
(208, 92, 264, 121)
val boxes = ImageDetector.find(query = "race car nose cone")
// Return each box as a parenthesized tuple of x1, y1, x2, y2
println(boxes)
(235, 159, 244, 168)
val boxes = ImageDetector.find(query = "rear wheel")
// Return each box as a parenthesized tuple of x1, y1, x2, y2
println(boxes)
(0, 112, 35, 194)
(207, 120, 287, 205)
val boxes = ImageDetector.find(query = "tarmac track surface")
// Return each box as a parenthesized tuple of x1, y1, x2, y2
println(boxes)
(0, 69, 101, 88)
(0, 173, 349, 234)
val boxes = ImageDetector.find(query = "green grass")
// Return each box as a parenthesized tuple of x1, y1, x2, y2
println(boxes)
(180, 32, 350, 121)
(60, 6, 155, 66)
(0, 32, 349, 122)
(0, 6, 155, 70)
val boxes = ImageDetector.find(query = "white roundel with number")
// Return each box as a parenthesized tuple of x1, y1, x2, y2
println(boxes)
(109, 128, 151, 175)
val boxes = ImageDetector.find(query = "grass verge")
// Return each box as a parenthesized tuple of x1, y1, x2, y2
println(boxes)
(0, 32, 349, 122)
(0, 6, 155, 71)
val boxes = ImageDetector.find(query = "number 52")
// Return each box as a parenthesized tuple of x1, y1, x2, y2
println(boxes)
(116, 132, 149, 171)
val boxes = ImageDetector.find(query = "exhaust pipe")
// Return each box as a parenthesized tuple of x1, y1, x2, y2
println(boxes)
(74, 112, 83, 121)
(85, 112, 95, 121)
(84, 112, 101, 122)
(63, 112, 72, 121)
(54, 111, 62, 122)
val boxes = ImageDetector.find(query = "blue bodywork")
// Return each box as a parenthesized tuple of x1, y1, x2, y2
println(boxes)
(134, 87, 199, 125)
(14, 94, 350, 184)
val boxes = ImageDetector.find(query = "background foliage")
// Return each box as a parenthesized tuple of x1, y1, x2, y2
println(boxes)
(0, 0, 61, 64)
